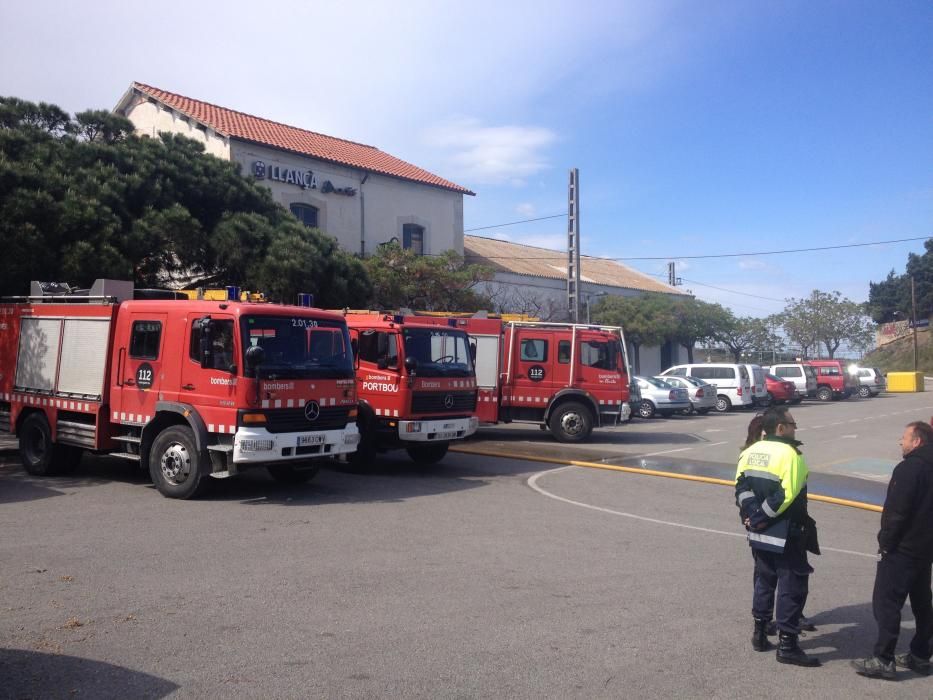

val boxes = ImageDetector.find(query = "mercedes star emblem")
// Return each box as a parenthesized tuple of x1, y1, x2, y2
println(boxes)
(443, 394, 455, 409)
(304, 400, 321, 422)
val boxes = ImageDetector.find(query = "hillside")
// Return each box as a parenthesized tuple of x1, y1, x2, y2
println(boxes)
(864, 328, 933, 375)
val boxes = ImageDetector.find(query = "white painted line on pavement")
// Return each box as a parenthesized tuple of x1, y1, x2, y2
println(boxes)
(630, 441, 728, 458)
(527, 467, 875, 559)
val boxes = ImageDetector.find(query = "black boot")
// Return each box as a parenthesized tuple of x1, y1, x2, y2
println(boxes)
(776, 631, 821, 667)
(752, 618, 773, 651)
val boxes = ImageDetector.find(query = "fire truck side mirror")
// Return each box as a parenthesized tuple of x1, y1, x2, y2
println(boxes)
(469, 341, 477, 362)
(244, 345, 265, 377)
(198, 317, 214, 367)
(350, 338, 360, 370)
(404, 356, 418, 375)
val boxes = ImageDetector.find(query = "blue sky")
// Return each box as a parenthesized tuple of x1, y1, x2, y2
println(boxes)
(2, 0, 930, 317)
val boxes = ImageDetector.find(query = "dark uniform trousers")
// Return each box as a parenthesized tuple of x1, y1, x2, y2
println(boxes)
(873, 551, 933, 662)
(752, 536, 813, 633)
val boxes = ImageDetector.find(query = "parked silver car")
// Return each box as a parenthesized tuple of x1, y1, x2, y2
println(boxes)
(850, 366, 886, 398)
(657, 375, 718, 414)
(634, 376, 691, 418)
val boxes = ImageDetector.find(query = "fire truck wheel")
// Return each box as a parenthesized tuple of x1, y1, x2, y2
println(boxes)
(150, 426, 207, 499)
(405, 442, 449, 465)
(267, 463, 320, 484)
(20, 413, 57, 476)
(548, 402, 594, 442)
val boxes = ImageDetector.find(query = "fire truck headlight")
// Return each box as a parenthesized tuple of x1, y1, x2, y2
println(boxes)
(469, 417, 479, 430)
(344, 433, 361, 445)
(406, 422, 422, 434)
(348, 407, 358, 418)
(240, 438, 274, 452)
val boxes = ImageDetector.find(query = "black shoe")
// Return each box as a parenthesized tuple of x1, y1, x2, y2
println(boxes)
(851, 656, 895, 680)
(777, 632, 821, 667)
(799, 615, 817, 632)
(752, 618, 773, 652)
(895, 651, 930, 676)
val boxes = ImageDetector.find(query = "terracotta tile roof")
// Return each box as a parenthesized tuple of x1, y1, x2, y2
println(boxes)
(464, 235, 689, 296)
(128, 82, 474, 195)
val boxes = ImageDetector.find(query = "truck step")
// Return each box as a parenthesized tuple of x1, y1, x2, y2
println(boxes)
(113, 435, 142, 444)
(207, 444, 233, 453)
(110, 452, 141, 462)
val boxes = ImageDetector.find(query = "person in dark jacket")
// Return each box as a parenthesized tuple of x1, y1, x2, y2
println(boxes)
(735, 406, 820, 667)
(852, 421, 933, 680)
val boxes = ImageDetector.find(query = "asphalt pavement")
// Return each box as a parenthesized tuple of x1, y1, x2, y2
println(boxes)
(2, 405, 932, 698)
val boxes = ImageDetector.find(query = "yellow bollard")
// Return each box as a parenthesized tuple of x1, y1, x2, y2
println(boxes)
(886, 371, 924, 392)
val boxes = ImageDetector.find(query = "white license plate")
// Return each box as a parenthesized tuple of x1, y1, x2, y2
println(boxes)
(436, 431, 458, 440)
(298, 434, 326, 447)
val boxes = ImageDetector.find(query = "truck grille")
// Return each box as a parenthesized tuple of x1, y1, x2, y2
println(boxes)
(411, 391, 477, 414)
(261, 406, 351, 433)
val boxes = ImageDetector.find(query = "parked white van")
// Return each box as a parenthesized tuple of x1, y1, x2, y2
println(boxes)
(765, 363, 817, 401)
(660, 364, 754, 412)
(743, 364, 768, 407)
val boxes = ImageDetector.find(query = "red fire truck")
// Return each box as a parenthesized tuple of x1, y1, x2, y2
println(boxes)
(409, 315, 631, 441)
(0, 280, 360, 499)
(343, 313, 479, 465)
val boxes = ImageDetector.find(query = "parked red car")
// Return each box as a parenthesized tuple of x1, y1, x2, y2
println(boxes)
(764, 373, 797, 405)
(806, 359, 859, 401)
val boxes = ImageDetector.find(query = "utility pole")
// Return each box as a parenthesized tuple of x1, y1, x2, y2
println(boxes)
(912, 274, 919, 371)
(668, 262, 676, 286)
(567, 168, 581, 323)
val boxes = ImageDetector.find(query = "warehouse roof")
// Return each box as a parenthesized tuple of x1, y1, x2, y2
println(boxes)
(464, 235, 688, 295)
(119, 82, 474, 195)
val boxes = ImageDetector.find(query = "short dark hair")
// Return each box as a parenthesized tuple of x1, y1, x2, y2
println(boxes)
(761, 406, 791, 436)
(907, 421, 933, 446)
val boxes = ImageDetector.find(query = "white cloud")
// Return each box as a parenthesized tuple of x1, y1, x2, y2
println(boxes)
(516, 202, 536, 217)
(423, 118, 556, 185)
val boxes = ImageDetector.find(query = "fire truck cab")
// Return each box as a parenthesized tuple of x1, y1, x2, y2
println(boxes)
(413, 316, 632, 442)
(344, 313, 479, 465)
(0, 280, 360, 499)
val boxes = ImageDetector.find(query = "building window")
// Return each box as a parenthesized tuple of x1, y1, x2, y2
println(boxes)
(290, 203, 319, 228)
(402, 224, 425, 255)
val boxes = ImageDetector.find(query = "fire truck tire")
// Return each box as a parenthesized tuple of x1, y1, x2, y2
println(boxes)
(816, 386, 833, 402)
(548, 402, 594, 442)
(406, 442, 449, 465)
(20, 413, 58, 476)
(149, 426, 208, 499)
(267, 463, 320, 484)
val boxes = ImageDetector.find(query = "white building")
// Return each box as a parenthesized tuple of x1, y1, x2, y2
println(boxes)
(115, 82, 473, 257)
(114, 83, 689, 372)
(464, 235, 690, 374)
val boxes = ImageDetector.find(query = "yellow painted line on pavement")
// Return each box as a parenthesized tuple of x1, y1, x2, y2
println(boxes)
(450, 445, 883, 513)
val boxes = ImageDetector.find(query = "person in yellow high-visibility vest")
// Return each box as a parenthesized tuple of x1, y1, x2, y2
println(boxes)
(736, 406, 821, 667)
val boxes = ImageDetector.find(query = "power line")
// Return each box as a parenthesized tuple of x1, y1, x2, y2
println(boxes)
(464, 213, 565, 232)
(460, 234, 930, 260)
(678, 277, 786, 303)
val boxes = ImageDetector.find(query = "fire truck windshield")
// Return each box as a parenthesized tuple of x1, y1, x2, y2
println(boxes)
(241, 315, 354, 379)
(401, 328, 474, 377)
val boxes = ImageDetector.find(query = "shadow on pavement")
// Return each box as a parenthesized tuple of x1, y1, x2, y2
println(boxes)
(0, 648, 179, 699)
